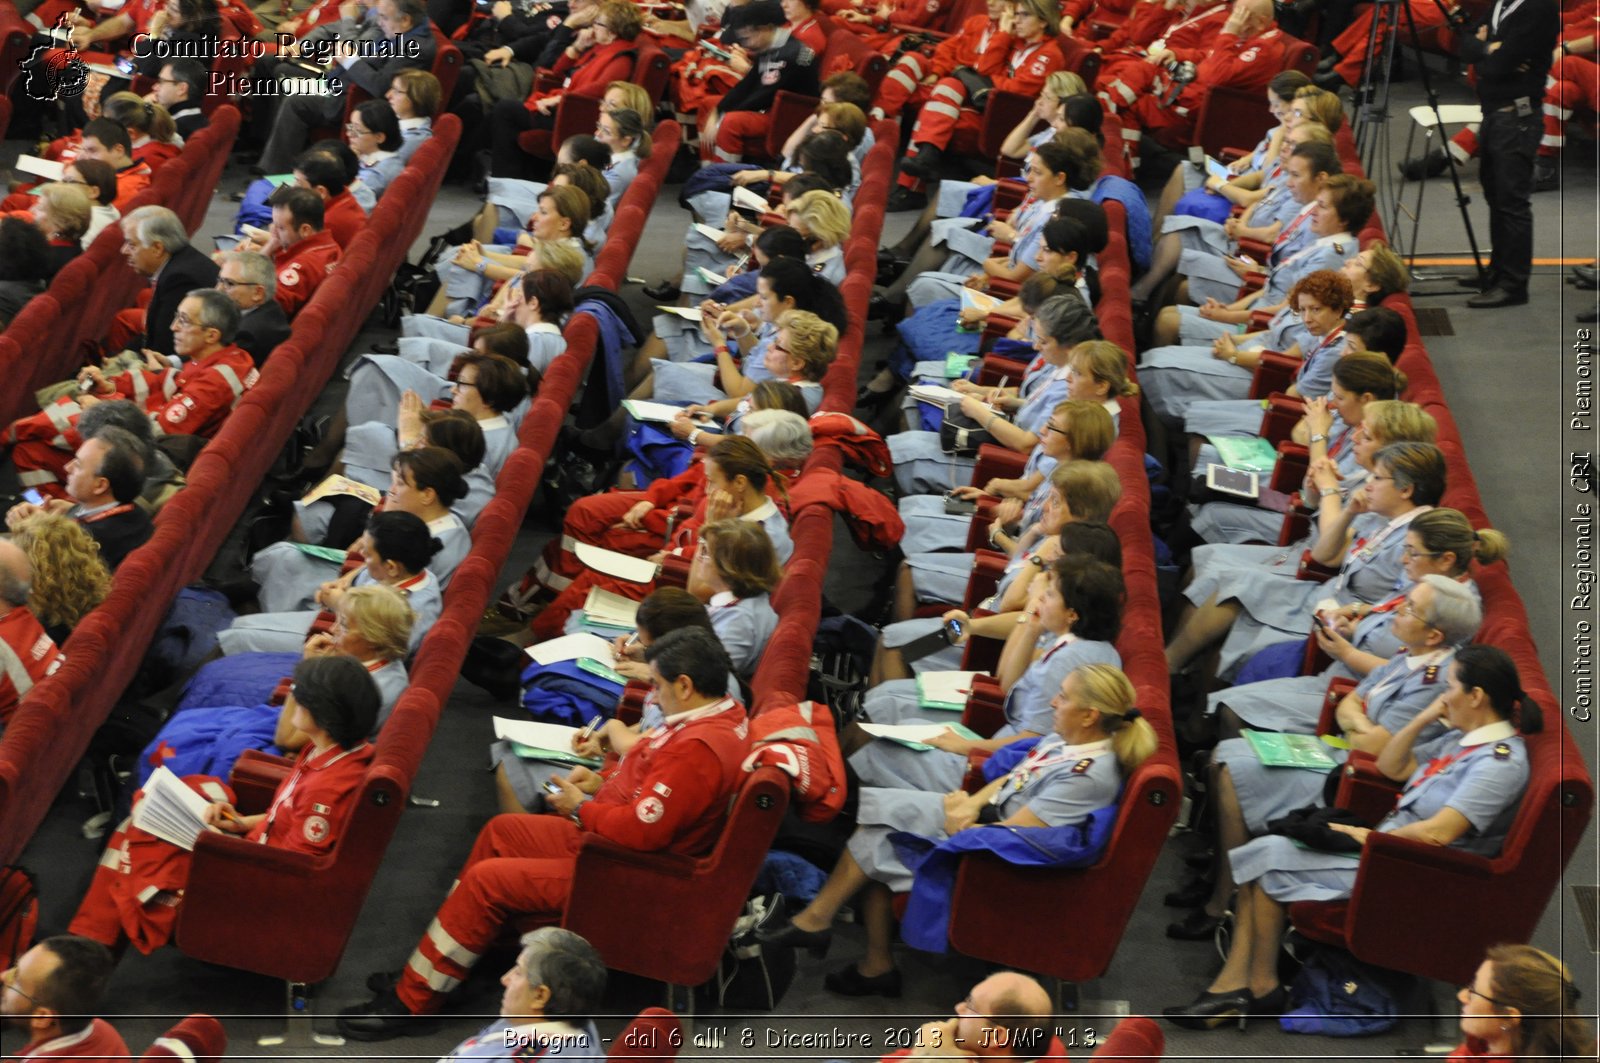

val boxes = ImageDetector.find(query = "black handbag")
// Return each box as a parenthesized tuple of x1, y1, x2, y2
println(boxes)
(950, 65, 993, 109)
(940, 408, 1001, 455)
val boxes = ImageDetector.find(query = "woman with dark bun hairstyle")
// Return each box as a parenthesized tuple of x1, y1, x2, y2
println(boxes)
(1168, 644, 1542, 1030)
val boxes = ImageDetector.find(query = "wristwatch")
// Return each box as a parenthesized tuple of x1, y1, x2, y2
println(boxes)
(1310, 433, 1327, 444)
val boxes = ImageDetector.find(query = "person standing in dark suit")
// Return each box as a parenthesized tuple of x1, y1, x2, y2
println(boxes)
(1459, 0, 1560, 309)
(111, 206, 220, 359)
(216, 251, 291, 367)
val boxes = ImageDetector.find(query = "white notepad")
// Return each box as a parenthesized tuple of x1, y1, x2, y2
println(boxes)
(526, 632, 617, 668)
(131, 766, 223, 850)
(575, 542, 660, 584)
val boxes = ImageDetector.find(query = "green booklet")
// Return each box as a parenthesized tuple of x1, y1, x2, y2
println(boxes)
(291, 542, 349, 564)
(1207, 435, 1280, 473)
(860, 721, 983, 752)
(944, 353, 978, 378)
(508, 743, 603, 769)
(1242, 729, 1337, 771)
(916, 670, 979, 712)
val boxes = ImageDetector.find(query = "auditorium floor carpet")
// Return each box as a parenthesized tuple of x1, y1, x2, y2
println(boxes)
(7, 68, 1597, 1060)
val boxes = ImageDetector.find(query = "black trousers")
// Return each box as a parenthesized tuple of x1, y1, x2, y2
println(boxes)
(1478, 105, 1542, 297)
(489, 96, 553, 181)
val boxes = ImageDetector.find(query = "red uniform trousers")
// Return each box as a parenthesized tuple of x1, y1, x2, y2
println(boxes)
(1095, 52, 1169, 108)
(532, 490, 662, 591)
(875, 50, 949, 118)
(1543, 54, 1598, 155)
(1115, 91, 1195, 159)
(529, 567, 660, 639)
(894, 77, 983, 188)
(705, 106, 771, 161)
(396, 814, 582, 1014)
(1330, 0, 1452, 87)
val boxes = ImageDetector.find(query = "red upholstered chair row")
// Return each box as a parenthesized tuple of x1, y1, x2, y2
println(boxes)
(0, 117, 464, 871)
(1255, 129, 1598, 986)
(516, 43, 671, 161)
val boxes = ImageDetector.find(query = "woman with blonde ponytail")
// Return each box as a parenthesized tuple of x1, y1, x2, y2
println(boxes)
(757, 662, 1157, 999)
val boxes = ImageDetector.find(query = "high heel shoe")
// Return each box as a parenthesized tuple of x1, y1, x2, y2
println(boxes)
(824, 963, 903, 998)
(754, 918, 832, 957)
(1162, 988, 1253, 1030)
(1249, 986, 1288, 1016)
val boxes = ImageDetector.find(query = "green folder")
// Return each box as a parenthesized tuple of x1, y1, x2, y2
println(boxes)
(575, 611, 635, 634)
(892, 722, 982, 752)
(1208, 435, 1280, 473)
(916, 673, 972, 712)
(575, 657, 628, 686)
(291, 542, 349, 564)
(944, 353, 978, 378)
(1242, 729, 1337, 771)
(507, 742, 603, 769)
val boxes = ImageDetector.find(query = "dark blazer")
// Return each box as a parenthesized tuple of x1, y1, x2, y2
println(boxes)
(144, 244, 221, 358)
(79, 506, 154, 570)
(236, 300, 291, 367)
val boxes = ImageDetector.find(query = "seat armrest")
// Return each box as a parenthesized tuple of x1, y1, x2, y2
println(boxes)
(1269, 441, 1310, 494)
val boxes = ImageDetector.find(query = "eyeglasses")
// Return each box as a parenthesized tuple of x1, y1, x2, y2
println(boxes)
(1401, 546, 1441, 560)
(172, 313, 202, 329)
(218, 276, 262, 289)
(3, 974, 46, 1011)
(1461, 984, 1510, 1008)
(452, 379, 480, 391)
(345, 123, 372, 135)
(1396, 600, 1433, 625)
(1041, 422, 1067, 436)
(1369, 474, 1394, 483)
(155, 76, 181, 85)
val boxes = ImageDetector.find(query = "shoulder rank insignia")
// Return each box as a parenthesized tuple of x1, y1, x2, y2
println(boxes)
(1071, 758, 1094, 774)
(1332, 241, 1345, 254)
(1423, 664, 1439, 684)
(1492, 742, 1512, 760)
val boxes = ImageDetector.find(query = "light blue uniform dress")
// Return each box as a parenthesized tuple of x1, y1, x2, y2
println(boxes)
(1227, 723, 1529, 901)
(706, 589, 779, 678)
(351, 149, 404, 210)
(1184, 324, 1351, 447)
(252, 511, 470, 613)
(1187, 507, 1426, 678)
(655, 245, 845, 365)
(888, 365, 1114, 500)
(439, 237, 593, 318)
(1176, 230, 1359, 347)
(365, 321, 566, 405)
(684, 137, 866, 234)
(1214, 647, 1455, 834)
(653, 322, 777, 404)
(489, 149, 637, 233)
(906, 194, 1058, 309)
(1172, 177, 1303, 304)
(1189, 415, 1364, 546)
(218, 569, 442, 655)
(898, 449, 1059, 557)
(850, 735, 1123, 891)
(851, 635, 1121, 794)
(1141, 300, 1317, 421)
(396, 117, 433, 163)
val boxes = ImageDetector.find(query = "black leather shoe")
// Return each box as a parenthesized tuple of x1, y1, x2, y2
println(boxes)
(1467, 287, 1529, 309)
(755, 918, 833, 957)
(887, 187, 928, 212)
(824, 964, 903, 998)
(1165, 910, 1223, 940)
(1250, 986, 1289, 1016)
(1398, 147, 1448, 181)
(1456, 274, 1492, 291)
(900, 144, 943, 181)
(1183, 846, 1216, 869)
(1570, 264, 1597, 289)
(1163, 875, 1213, 908)
(336, 990, 441, 1042)
(642, 279, 682, 302)
(1312, 68, 1346, 91)
(1163, 988, 1253, 1030)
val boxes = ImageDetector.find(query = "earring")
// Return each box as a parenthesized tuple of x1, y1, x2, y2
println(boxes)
(1500, 1024, 1511, 1031)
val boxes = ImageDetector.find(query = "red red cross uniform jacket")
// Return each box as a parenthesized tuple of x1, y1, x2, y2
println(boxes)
(272, 230, 342, 317)
(839, 0, 949, 50)
(907, 33, 1065, 154)
(0, 607, 64, 726)
(322, 189, 367, 250)
(11, 1017, 131, 1060)
(526, 38, 639, 110)
(67, 743, 373, 953)
(395, 700, 750, 1014)
(1095, 0, 1227, 106)
(7, 344, 255, 495)
(1119, 26, 1299, 149)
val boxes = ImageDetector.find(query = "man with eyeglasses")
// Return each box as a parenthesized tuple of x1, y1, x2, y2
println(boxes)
(861, 972, 1057, 1060)
(1, 935, 126, 1060)
(701, 0, 820, 162)
(149, 58, 209, 140)
(338, 628, 750, 1041)
(217, 250, 290, 367)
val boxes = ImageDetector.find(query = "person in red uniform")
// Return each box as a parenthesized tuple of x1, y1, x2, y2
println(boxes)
(895, 0, 1066, 192)
(1116, 0, 1297, 167)
(878, 973, 1063, 1061)
(8, 290, 256, 496)
(293, 149, 367, 251)
(872, 0, 1009, 121)
(72, 120, 154, 213)
(1093, 0, 1228, 112)
(702, 0, 823, 160)
(236, 186, 343, 318)
(337, 627, 752, 1041)
(0, 541, 65, 726)
(1, 936, 129, 1060)
(831, 0, 948, 52)
(66, 655, 379, 953)
(784, 0, 832, 52)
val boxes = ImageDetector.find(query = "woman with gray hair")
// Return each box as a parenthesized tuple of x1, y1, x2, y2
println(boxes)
(740, 408, 814, 471)
(431, 928, 607, 1057)
(888, 292, 1102, 497)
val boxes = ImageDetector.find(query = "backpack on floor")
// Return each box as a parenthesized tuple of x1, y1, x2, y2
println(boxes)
(1280, 946, 1409, 1036)
(704, 892, 797, 1012)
